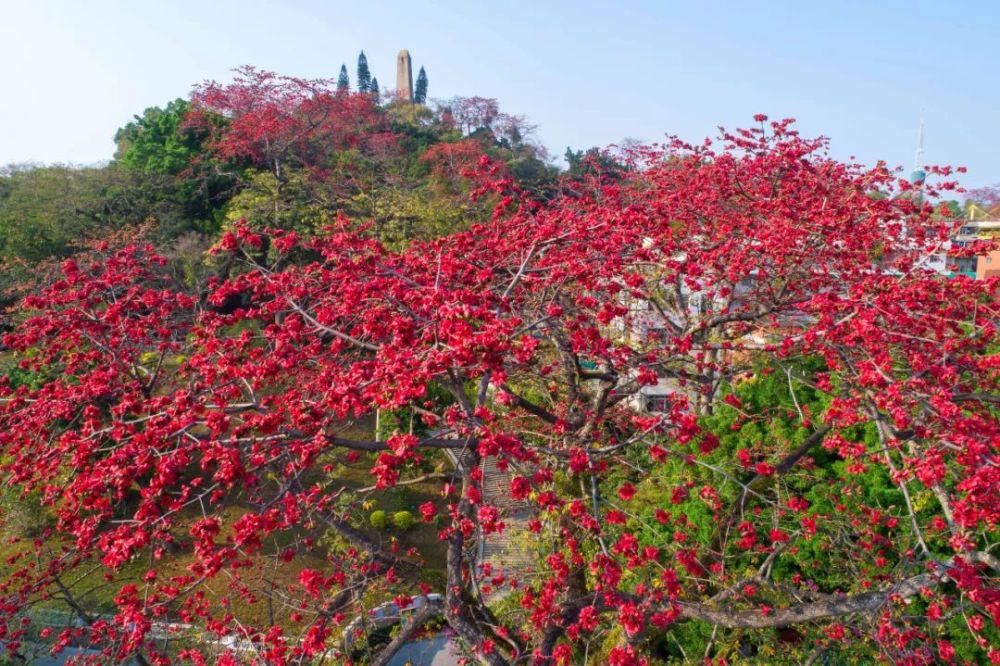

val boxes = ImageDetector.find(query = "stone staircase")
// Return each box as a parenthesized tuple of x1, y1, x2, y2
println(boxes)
(439, 437, 537, 597)
(477, 455, 536, 593)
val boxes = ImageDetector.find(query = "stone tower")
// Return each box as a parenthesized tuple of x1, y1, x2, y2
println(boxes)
(396, 49, 413, 102)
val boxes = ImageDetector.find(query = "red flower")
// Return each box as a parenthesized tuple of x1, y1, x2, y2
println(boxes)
(754, 462, 775, 476)
(419, 501, 438, 522)
(605, 510, 627, 525)
(298, 569, 325, 597)
(510, 475, 531, 499)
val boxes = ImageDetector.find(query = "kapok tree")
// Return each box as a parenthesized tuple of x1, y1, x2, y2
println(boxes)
(188, 66, 392, 184)
(0, 118, 996, 665)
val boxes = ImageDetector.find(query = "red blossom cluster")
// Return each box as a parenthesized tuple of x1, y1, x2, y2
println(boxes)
(189, 66, 392, 173)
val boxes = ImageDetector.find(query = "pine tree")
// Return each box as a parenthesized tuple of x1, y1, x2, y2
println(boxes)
(370, 77, 380, 103)
(414, 67, 428, 104)
(337, 65, 349, 94)
(357, 51, 371, 93)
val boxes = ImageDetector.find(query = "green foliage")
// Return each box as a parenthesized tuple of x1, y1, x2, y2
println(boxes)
(114, 99, 203, 175)
(414, 66, 428, 104)
(369, 510, 387, 529)
(114, 99, 235, 233)
(360, 179, 477, 249)
(0, 165, 163, 260)
(0, 164, 103, 261)
(614, 356, 930, 661)
(375, 383, 454, 440)
(160, 232, 218, 293)
(376, 408, 414, 442)
(941, 199, 963, 217)
(370, 77, 380, 104)
(0, 161, 228, 267)
(337, 64, 350, 93)
(508, 154, 559, 193)
(564, 146, 625, 180)
(357, 51, 372, 93)
(391, 510, 415, 531)
(222, 168, 334, 235)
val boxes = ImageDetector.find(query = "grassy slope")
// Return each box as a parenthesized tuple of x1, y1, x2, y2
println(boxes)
(0, 416, 451, 655)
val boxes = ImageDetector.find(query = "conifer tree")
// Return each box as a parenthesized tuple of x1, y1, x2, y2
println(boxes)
(337, 64, 349, 94)
(356, 51, 371, 93)
(414, 66, 428, 104)
(370, 77, 380, 103)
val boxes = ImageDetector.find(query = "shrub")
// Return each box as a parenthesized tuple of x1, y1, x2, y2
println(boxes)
(369, 510, 387, 529)
(392, 510, 415, 531)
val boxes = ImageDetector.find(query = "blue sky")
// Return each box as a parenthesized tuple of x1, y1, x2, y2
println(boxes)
(2, 0, 998, 189)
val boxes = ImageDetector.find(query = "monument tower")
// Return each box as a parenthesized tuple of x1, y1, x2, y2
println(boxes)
(396, 49, 413, 102)
(911, 121, 926, 185)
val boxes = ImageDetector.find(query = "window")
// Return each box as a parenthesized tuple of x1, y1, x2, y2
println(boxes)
(645, 395, 671, 413)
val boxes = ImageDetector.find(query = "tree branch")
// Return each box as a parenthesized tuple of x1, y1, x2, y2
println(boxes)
(370, 597, 444, 666)
(326, 436, 474, 451)
(677, 568, 944, 629)
(499, 384, 559, 425)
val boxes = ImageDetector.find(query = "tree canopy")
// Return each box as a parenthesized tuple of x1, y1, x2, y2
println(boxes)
(114, 99, 206, 175)
(337, 65, 350, 94)
(415, 66, 428, 105)
(0, 114, 996, 665)
(357, 51, 372, 94)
